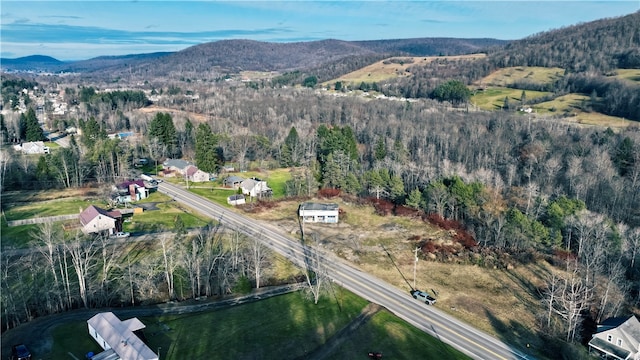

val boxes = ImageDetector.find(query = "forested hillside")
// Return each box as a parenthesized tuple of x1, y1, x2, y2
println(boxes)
(375, 11, 640, 121)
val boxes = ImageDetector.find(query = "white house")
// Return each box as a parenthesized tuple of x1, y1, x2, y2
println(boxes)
(79, 205, 122, 235)
(298, 202, 339, 223)
(240, 178, 272, 198)
(185, 165, 210, 182)
(588, 315, 640, 360)
(13, 141, 50, 154)
(87, 312, 158, 360)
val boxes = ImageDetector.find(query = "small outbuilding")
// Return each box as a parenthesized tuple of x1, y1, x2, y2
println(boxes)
(227, 194, 246, 206)
(298, 202, 339, 223)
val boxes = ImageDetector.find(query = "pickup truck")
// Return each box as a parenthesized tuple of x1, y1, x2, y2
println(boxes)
(411, 289, 437, 305)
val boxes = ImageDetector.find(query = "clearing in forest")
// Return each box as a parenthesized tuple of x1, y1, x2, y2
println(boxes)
(326, 53, 486, 86)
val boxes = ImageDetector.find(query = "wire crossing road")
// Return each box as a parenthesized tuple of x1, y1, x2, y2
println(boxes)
(158, 182, 534, 360)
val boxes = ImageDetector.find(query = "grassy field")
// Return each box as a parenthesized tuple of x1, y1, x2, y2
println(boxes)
(531, 94, 638, 128)
(48, 289, 470, 360)
(470, 87, 549, 111)
(477, 66, 564, 87)
(327, 54, 486, 86)
(610, 68, 640, 83)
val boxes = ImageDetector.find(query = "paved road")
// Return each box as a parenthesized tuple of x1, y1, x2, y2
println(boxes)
(158, 181, 536, 360)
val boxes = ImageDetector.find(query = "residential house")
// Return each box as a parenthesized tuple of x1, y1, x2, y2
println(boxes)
(240, 178, 272, 198)
(80, 205, 122, 235)
(227, 194, 246, 206)
(185, 165, 210, 183)
(223, 175, 245, 189)
(588, 315, 640, 360)
(113, 180, 149, 204)
(87, 312, 158, 360)
(162, 158, 190, 177)
(13, 141, 50, 154)
(299, 202, 339, 223)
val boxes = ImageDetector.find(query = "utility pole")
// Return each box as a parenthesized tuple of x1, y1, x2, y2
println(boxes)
(413, 247, 419, 290)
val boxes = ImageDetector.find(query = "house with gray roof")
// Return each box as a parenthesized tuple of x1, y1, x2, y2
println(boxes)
(87, 312, 158, 360)
(162, 158, 190, 175)
(298, 202, 339, 223)
(223, 175, 245, 188)
(589, 315, 640, 360)
(240, 178, 272, 198)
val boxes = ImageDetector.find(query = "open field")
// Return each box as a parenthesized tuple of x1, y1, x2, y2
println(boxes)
(327, 54, 486, 85)
(46, 289, 470, 360)
(477, 66, 564, 87)
(610, 68, 640, 83)
(531, 93, 638, 128)
(470, 87, 549, 111)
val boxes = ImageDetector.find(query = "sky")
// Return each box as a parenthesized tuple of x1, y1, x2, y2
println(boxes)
(1, 1, 639, 61)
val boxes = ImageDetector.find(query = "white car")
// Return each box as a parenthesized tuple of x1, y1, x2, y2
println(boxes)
(411, 290, 437, 305)
(112, 232, 130, 238)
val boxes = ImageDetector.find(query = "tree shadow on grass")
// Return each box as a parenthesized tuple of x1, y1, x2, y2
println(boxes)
(484, 307, 548, 360)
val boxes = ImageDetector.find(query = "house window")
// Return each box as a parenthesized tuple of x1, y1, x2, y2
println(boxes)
(607, 335, 612, 342)
(617, 338, 622, 346)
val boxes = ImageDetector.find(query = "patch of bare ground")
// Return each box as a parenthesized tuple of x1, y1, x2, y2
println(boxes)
(244, 197, 549, 350)
(135, 104, 208, 122)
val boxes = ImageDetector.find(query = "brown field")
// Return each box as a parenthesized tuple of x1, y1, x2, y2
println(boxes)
(136, 104, 208, 122)
(326, 54, 486, 85)
(245, 197, 549, 352)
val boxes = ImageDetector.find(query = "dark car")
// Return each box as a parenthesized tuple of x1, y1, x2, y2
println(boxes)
(11, 344, 32, 360)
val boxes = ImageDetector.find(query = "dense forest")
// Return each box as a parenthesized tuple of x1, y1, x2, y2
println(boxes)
(1, 11, 639, 358)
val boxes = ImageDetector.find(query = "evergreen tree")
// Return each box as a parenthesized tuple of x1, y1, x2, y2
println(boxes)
(406, 188, 423, 209)
(374, 136, 387, 161)
(194, 123, 222, 173)
(149, 112, 177, 156)
(24, 108, 44, 141)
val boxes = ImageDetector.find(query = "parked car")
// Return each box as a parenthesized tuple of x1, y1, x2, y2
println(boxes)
(112, 232, 130, 238)
(11, 344, 32, 360)
(411, 289, 437, 305)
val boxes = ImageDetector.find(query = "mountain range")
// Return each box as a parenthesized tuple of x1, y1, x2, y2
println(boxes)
(1, 38, 507, 75)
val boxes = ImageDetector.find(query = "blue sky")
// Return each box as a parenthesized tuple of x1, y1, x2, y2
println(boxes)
(1, 1, 638, 61)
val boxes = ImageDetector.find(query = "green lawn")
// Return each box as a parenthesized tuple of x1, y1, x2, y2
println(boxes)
(125, 201, 212, 232)
(2, 198, 107, 221)
(190, 187, 238, 206)
(49, 289, 469, 360)
(326, 310, 470, 359)
(470, 87, 549, 111)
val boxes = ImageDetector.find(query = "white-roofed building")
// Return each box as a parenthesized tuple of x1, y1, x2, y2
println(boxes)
(87, 312, 158, 360)
(298, 202, 339, 223)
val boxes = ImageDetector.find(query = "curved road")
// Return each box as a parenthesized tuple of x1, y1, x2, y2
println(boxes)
(159, 182, 535, 360)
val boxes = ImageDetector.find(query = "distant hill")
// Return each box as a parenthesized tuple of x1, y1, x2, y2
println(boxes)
(0, 55, 64, 72)
(0, 38, 508, 76)
(57, 52, 173, 73)
(488, 11, 640, 71)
